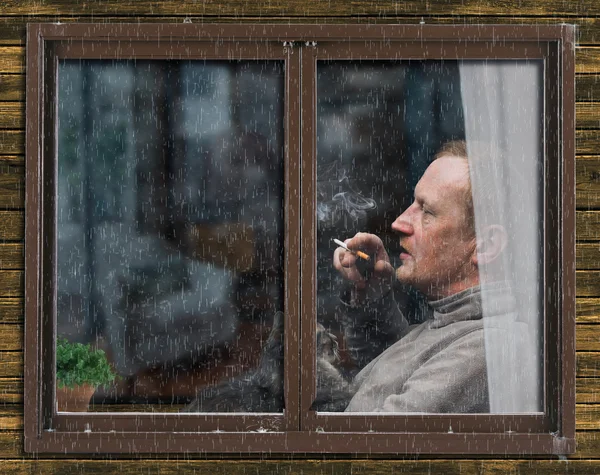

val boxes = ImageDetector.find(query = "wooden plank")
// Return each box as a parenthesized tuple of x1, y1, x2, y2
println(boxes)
(0, 299, 22, 324)
(0, 102, 22, 129)
(0, 46, 22, 74)
(0, 156, 23, 166)
(578, 299, 600, 323)
(578, 352, 600, 378)
(578, 378, 600, 404)
(578, 48, 600, 74)
(577, 103, 600, 129)
(578, 130, 600, 156)
(0, 165, 23, 209)
(0, 457, 596, 472)
(0, 325, 21, 351)
(0, 130, 22, 155)
(0, 352, 22, 378)
(0, 211, 23, 240)
(577, 244, 600, 269)
(0, 406, 21, 430)
(0, 243, 22, 269)
(0, 17, 598, 46)
(577, 211, 600, 240)
(577, 404, 600, 430)
(0, 378, 21, 404)
(0, 432, 21, 458)
(576, 431, 600, 459)
(0, 271, 22, 298)
(0, 0, 598, 17)
(578, 271, 600, 297)
(577, 158, 600, 210)
(578, 324, 600, 351)
(0, 75, 23, 101)
(577, 75, 600, 102)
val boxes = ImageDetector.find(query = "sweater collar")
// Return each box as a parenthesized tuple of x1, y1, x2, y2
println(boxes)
(428, 281, 515, 329)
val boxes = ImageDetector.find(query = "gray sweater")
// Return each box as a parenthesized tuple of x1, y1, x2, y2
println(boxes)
(342, 282, 522, 413)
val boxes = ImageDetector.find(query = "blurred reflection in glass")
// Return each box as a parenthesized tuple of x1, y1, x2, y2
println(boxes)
(56, 60, 284, 411)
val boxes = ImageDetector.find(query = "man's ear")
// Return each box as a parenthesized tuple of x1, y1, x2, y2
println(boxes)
(472, 225, 508, 265)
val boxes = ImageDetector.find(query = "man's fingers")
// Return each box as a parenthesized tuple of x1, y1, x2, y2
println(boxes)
(374, 259, 395, 278)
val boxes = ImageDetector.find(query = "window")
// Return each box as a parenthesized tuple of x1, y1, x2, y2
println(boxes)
(24, 23, 576, 454)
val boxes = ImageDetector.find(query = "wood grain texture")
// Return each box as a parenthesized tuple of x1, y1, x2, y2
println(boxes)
(0, 75, 23, 101)
(0, 47, 22, 74)
(578, 158, 600, 210)
(577, 75, 600, 102)
(0, 166, 22, 209)
(577, 299, 600, 323)
(577, 271, 600, 297)
(0, 156, 23, 166)
(577, 130, 600, 156)
(0, 325, 21, 351)
(578, 352, 600, 378)
(0, 16, 595, 45)
(577, 211, 600, 240)
(0, 456, 596, 473)
(0, 299, 21, 324)
(577, 244, 600, 269)
(0, 131, 22, 155)
(578, 378, 600, 404)
(577, 103, 600, 129)
(577, 324, 600, 351)
(0, 0, 598, 16)
(0, 211, 22, 240)
(0, 103, 22, 129)
(0, 271, 22, 297)
(0, 352, 21, 378)
(0, 378, 21, 404)
(0, 244, 22, 269)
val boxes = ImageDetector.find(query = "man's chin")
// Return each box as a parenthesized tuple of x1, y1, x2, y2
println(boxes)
(395, 266, 412, 283)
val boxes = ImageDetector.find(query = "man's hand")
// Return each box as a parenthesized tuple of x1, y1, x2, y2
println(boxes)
(333, 233, 395, 301)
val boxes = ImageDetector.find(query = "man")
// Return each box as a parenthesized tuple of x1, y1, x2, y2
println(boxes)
(333, 140, 528, 413)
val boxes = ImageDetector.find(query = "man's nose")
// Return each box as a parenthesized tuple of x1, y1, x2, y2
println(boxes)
(391, 209, 414, 235)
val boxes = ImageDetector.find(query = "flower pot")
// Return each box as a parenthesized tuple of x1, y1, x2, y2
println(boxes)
(56, 383, 96, 412)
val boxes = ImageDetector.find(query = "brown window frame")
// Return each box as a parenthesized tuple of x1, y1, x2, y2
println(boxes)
(24, 23, 576, 455)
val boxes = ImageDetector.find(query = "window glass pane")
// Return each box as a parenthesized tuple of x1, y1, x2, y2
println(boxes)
(316, 60, 543, 414)
(56, 60, 285, 413)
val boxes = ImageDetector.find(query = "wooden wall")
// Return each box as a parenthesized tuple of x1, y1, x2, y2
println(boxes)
(0, 1, 598, 473)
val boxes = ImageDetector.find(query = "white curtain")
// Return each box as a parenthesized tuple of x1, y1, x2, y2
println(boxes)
(460, 61, 543, 413)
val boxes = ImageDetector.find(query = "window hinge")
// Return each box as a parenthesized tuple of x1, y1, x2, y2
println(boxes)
(283, 41, 296, 53)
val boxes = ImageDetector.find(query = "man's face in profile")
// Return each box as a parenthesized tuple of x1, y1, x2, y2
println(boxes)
(391, 156, 478, 299)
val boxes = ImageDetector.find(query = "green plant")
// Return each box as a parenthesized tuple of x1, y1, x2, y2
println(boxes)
(56, 338, 118, 389)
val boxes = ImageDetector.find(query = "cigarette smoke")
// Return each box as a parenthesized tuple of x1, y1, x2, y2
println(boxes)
(317, 167, 376, 226)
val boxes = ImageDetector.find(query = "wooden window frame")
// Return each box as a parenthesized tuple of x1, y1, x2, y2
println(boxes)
(24, 23, 576, 455)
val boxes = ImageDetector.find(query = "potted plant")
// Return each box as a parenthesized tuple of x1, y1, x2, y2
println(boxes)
(55, 338, 118, 412)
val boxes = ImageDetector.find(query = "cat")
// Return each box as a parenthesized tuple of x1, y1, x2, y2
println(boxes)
(181, 311, 353, 413)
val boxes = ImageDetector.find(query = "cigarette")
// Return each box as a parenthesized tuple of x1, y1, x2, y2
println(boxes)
(333, 238, 371, 261)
